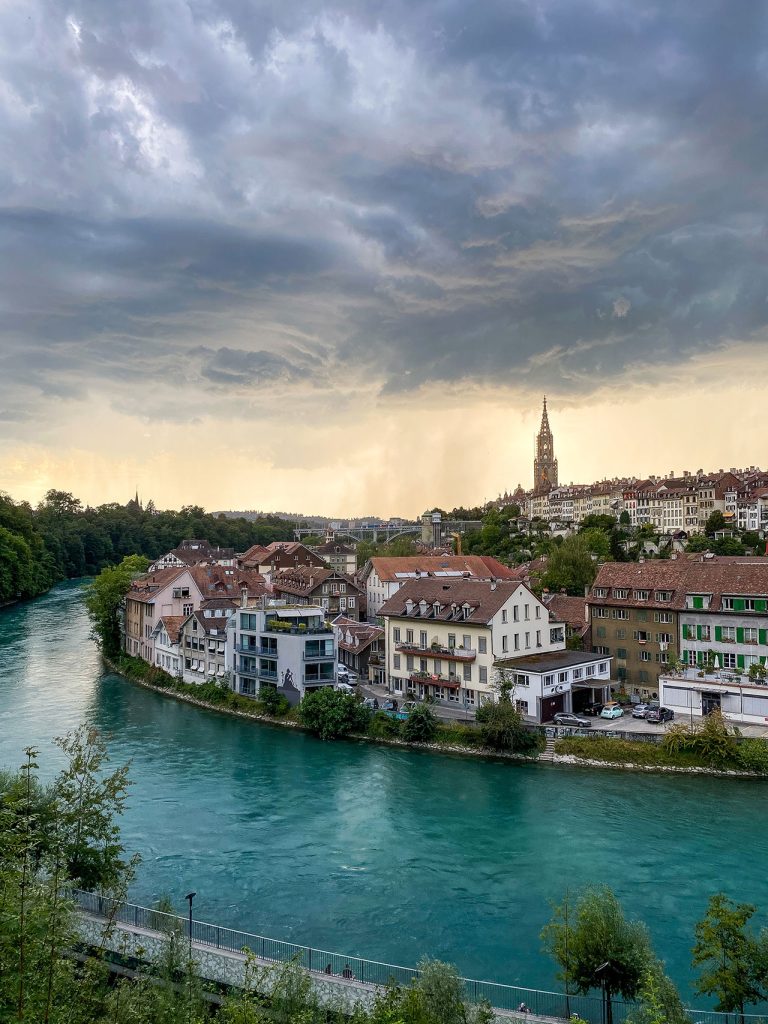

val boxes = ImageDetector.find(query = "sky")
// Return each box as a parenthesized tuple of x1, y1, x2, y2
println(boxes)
(1, 0, 767, 517)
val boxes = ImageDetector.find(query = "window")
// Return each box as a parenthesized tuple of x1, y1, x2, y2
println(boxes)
(617, 648, 627, 659)
(406, 656, 414, 670)
(339, 597, 347, 610)
(420, 659, 428, 672)
(721, 626, 736, 642)
(463, 664, 472, 682)
(514, 673, 529, 687)
(393, 655, 401, 669)
(638, 670, 649, 683)
(654, 612, 673, 623)
(723, 652, 736, 669)
(745, 628, 759, 644)
(479, 667, 488, 685)
(524, 604, 530, 620)
(594, 588, 608, 598)
(656, 633, 672, 644)
(592, 608, 608, 618)
(614, 589, 629, 599)
(639, 650, 651, 662)
(612, 609, 629, 620)
(596, 626, 606, 639)
(463, 635, 471, 648)
(502, 635, 508, 652)
(599, 663, 608, 674)
(513, 606, 519, 622)
(655, 591, 672, 602)
(348, 597, 355, 608)
(536, 630, 542, 647)
(448, 633, 456, 648)
(406, 629, 414, 644)
(420, 631, 428, 648)
(558, 671, 568, 683)
(595, 645, 609, 656)
(615, 629, 626, 640)
(525, 632, 531, 649)
(634, 630, 649, 643)
(535, 606, 541, 619)
(514, 634, 520, 650)
(501, 609, 508, 623)
(634, 590, 649, 601)
(393, 628, 401, 642)
(544, 674, 555, 686)
(478, 637, 487, 654)
(183, 603, 193, 616)
(515, 700, 529, 714)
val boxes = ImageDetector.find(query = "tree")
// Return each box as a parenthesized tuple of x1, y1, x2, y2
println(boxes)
(626, 963, 689, 1024)
(85, 554, 150, 655)
(298, 688, 371, 740)
(705, 511, 726, 536)
(541, 535, 597, 596)
(401, 703, 438, 743)
(475, 693, 540, 755)
(619, 510, 631, 527)
(579, 514, 617, 532)
(713, 536, 745, 556)
(581, 528, 611, 559)
(542, 887, 653, 1024)
(685, 534, 711, 553)
(692, 893, 764, 1018)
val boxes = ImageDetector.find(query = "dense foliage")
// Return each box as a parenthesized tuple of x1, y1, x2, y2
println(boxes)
(400, 703, 438, 743)
(475, 697, 543, 755)
(298, 687, 372, 740)
(85, 554, 150, 655)
(0, 489, 294, 604)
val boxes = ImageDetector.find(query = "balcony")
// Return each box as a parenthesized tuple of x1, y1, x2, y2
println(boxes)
(263, 620, 332, 636)
(303, 651, 335, 661)
(235, 644, 278, 657)
(409, 671, 462, 689)
(258, 668, 278, 682)
(396, 641, 477, 661)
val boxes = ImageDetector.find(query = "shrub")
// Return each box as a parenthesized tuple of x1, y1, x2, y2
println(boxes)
(435, 722, 481, 748)
(298, 687, 371, 740)
(368, 711, 402, 739)
(736, 739, 768, 774)
(661, 711, 740, 769)
(195, 681, 231, 704)
(401, 703, 438, 743)
(258, 686, 291, 717)
(475, 699, 542, 754)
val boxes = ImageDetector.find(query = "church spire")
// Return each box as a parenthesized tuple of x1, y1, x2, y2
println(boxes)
(533, 395, 558, 496)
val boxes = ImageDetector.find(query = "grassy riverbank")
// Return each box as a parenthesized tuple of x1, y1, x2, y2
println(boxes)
(555, 735, 768, 775)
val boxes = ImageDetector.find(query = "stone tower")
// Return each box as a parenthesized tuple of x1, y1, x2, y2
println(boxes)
(533, 396, 558, 495)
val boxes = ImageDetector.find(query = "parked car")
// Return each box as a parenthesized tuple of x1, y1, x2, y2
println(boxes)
(646, 706, 674, 723)
(632, 703, 651, 719)
(337, 668, 358, 685)
(582, 702, 604, 716)
(600, 704, 624, 720)
(381, 699, 398, 712)
(400, 701, 418, 716)
(552, 712, 592, 728)
(335, 681, 355, 694)
(362, 697, 379, 710)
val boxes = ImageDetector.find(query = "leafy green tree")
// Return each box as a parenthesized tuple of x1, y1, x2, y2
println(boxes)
(685, 534, 711, 553)
(619, 510, 631, 527)
(475, 696, 540, 755)
(705, 511, 726, 536)
(401, 703, 438, 744)
(626, 963, 689, 1024)
(85, 554, 150, 655)
(713, 536, 745, 556)
(298, 688, 371, 740)
(579, 514, 617, 532)
(542, 887, 653, 1024)
(257, 686, 291, 717)
(692, 893, 764, 1018)
(581, 528, 611, 559)
(541, 535, 597, 596)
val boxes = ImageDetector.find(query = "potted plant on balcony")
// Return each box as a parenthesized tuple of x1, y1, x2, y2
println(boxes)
(748, 662, 768, 684)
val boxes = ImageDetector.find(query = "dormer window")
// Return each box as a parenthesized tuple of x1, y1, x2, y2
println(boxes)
(462, 603, 471, 620)
(593, 587, 608, 599)
(405, 599, 415, 615)
(613, 589, 628, 600)
(634, 590, 649, 601)
(419, 599, 428, 616)
(655, 591, 672, 602)
(433, 601, 441, 616)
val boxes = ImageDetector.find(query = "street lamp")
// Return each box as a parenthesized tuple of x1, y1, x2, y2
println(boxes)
(185, 892, 196, 1023)
(594, 961, 610, 1024)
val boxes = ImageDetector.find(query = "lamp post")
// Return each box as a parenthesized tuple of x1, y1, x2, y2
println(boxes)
(185, 891, 196, 1022)
(594, 961, 610, 1024)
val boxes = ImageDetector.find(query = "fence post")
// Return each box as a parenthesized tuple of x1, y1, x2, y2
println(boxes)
(308, 948, 312, 972)
(216, 926, 220, 949)
(261, 937, 265, 960)
(134, 905, 138, 927)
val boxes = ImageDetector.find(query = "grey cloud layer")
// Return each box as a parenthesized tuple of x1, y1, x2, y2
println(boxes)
(1, 0, 767, 429)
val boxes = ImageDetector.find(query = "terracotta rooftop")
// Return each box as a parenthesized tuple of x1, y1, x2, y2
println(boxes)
(369, 555, 517, 583)
(379, 578, 530, 625)
(157, 615, 185, 644)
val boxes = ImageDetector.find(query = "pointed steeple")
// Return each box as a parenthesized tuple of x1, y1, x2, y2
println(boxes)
(533, 396, 558, 495)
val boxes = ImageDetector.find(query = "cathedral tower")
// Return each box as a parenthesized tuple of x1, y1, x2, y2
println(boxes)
(533, 396, 558, 495)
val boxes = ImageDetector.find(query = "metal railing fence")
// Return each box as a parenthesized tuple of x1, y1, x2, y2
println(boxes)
(72, 890, 768, 1024)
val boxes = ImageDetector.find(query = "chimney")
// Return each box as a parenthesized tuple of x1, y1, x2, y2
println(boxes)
(240, 587, 248, 608)
(490, 582, 497, 591)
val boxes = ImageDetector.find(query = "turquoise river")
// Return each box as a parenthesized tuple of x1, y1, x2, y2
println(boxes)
(1, 582, 767, 1001)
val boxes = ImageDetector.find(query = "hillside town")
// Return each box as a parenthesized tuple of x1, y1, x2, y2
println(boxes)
(118, 399, 768, 731)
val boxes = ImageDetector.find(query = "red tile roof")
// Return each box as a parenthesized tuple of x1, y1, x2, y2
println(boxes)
(378, 578, 526, 625)
(370, 555, 516, 583)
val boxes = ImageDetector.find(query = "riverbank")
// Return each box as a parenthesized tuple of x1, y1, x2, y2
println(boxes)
(104, 652, 768, 777)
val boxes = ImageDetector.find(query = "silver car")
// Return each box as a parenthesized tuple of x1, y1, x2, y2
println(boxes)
(552, 712, 591, 728)
(632, 703, 651, 718)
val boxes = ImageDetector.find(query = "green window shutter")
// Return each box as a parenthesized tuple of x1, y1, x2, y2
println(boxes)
(736, 627, 745, 644)
(760, 629, 767, 646)
(757, 600, 767, 612)
(715, 626, 722, 642)
(696, 625, 703, 641)
(693, 596, 703, 609)
(737, 655, 745, 670)
(734, 599, 746, 612)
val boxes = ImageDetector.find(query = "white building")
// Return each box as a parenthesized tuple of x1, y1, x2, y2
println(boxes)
(660, 669, 768, 725)
(228, 599, 337, 705)
(495, 650, 612, 723)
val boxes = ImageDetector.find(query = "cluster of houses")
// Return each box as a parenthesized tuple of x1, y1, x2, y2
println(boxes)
(122, 538, 768, 727)
(497, 468, 768, 536)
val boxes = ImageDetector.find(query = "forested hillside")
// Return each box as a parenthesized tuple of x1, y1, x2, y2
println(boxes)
(0, 490, 293, 604)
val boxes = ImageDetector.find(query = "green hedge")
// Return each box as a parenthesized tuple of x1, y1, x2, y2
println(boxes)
(555, 735, 768, 774)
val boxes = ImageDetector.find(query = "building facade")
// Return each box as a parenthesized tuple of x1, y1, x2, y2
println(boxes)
(228, 600, 337, 704)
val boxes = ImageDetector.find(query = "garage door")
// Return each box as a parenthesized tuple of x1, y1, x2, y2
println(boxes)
(743, 695, 768, 718)
(663, 686, 692, 708)
(540, 694, 565, 722)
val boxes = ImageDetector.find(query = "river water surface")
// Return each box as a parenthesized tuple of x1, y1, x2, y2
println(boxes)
(1, 581, 766, 998)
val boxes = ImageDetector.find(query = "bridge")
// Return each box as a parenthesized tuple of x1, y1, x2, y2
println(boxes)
(295, 516, 483, 547)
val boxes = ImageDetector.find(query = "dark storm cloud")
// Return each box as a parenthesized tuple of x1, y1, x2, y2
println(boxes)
(1, 0, 767, 428)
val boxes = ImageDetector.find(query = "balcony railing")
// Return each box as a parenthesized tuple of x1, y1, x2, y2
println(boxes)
(235, 644, 278, 657)
(396, 642, 477, 661)
(263, 621, 332, 636)
(258, 669, 278, 681)
(303, 651, 336, 662)
(409, 671, 462, 688)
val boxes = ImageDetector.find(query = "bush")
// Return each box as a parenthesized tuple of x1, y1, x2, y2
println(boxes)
(298, 687, 371, 740)
(736, 739, 768, 774)
(401, 703, 438, 743)
(661, 711, 740, 769)
(434, 723, 482, 748)
(368, 711, 402, 739)
(475, 698, 542, 754)
(195, 681, 232, 704)
(258, 686, 291, 717)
